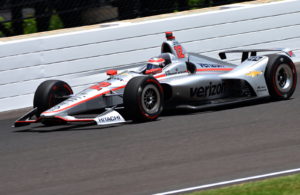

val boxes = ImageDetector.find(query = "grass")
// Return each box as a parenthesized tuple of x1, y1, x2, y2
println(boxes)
(186, 174, 300, 195)
(23, 14, 63, 34)
(0, 14, 63, 37)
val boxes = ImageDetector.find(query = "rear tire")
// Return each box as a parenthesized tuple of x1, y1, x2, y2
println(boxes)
(123, 76, 164, 122)
(34, 80, 73, 117)
(265, 54, 297, 100)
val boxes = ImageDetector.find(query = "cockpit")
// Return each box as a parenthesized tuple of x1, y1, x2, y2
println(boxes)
(146, 58, 165, 70)
(142, 53, 176, 74)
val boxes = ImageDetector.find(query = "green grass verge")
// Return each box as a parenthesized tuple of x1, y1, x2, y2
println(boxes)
(186, 173, 300, 195)
(0, 14, 63, 37)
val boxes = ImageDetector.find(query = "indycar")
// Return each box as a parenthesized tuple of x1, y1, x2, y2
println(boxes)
(14, 32, 297, 127)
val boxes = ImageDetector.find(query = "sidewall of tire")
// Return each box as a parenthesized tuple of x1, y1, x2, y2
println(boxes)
(124, 76, 164, 122)
(33, 80, 73, 117)
(265, 54, 297, 99)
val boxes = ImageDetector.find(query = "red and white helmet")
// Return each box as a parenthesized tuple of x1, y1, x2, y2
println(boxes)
(147, 57, 166, 69)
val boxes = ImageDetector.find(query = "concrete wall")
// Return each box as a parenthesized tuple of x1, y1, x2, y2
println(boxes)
(1, 0, 300, 112)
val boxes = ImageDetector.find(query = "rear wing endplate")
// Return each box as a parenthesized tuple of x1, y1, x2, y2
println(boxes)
(219, 48, 295, 62)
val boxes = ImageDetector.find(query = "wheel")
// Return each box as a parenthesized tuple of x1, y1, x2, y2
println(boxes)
(33, 80, 73, 117)
(123, 76, 164, 122)
(265, 54, 297, 100)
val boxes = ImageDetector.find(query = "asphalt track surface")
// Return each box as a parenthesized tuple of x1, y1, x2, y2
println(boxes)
(1, 72, 300, 195)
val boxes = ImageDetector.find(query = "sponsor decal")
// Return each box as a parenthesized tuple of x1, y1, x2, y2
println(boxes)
(109, 76, 124, 81)
(190, 82, 225, 97)
(90, 82, 111, 90)
(173, 40, 180, 46)
(198, 63, 225, 68)
(97, 115, 122, 123)
(90, 86, 102, 91)
(165, 70, 186, 76)
(247, 56, 263, 61)
(94, 110, 125, 125)
(246, 71, 263, 77)
(174, 45, 185, 58)
(257, 86, 267, 92)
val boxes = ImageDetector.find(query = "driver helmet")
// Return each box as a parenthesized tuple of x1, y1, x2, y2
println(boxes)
(146, 57, 166, 70)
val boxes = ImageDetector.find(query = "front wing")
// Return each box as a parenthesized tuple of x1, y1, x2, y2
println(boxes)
(14, 108, 126, 127)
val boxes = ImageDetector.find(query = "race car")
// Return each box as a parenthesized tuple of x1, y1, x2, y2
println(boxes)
(14, 32, 297, 127)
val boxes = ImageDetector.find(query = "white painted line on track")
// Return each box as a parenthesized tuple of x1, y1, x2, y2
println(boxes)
(153, 168, 300, 195)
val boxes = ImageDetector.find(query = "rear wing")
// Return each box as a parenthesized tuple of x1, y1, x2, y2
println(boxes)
(219, 48, 295, 62)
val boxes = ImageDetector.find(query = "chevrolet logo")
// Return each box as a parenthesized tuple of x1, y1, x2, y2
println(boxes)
(246, 71, 263, 77)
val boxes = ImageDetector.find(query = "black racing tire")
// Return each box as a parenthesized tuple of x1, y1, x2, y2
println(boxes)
(265, 54, 297, 100)
(33, 80, 73, 117)
(123, 76, 164, 122)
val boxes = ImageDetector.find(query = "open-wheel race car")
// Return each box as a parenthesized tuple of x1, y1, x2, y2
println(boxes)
(14, 32, 297, 127)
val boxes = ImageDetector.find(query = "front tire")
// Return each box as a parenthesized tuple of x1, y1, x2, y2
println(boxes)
(265, 54, 297, 100)
(123, 76, 164, 122)
(33, 80, 73, 117)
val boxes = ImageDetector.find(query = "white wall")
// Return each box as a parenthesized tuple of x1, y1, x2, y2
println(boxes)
(1, 0, 300, 112)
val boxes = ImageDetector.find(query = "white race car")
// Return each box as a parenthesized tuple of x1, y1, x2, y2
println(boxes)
(14, 32, 297, 127)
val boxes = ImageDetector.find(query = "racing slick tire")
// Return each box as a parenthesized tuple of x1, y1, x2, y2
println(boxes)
(123, 76, 164, 122)
(33, 80, 73, 117)
(265, 54, 297, 100)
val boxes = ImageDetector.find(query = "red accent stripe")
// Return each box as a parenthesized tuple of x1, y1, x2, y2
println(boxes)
(145, 68, 162, 75)
(43, 85, 126, 114)
(155, 74, 167, 79)
(196, 68, 233, 72)
(54, 116, 94, 122)
(148, 58, 165, 63)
